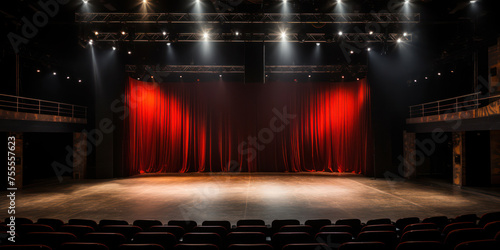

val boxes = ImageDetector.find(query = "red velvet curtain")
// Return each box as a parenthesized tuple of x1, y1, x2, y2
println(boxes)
(124, 77, 372, 175)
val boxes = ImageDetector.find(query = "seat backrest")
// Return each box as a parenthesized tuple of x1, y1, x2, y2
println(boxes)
(400, 229, 441, 243)
(182, 233, 222, 247)
(357, 231, 397, 248)
(118, 244, 165, 250)
(271, 232, 314, 249)
(422, 216, 449, 230)
(304, 220, 331, 231)
(99, 220, 130, 228)
(192, 226, 228, 238)
(453, 214, 479, 224)
(237, 220, 266, 227)
(132, 232, 178, 249)
(271, 220, 300, 234)
(315, 232, 353, 245)
(442, 222, 477, 237)
(24, 232, 78, 248)
(60, 242, 110, 250)
(101, 225, 143, 240)
(402, 223, 438, 234)
(68, 219, 98, 230)
(478, 212, 500, 227)
(483, 221, 500, 238)
(37, 218, 64, 230)
(366, 218, 392, 225)
(454, 239, 500, 250)
(168, 220, 198, 232)
(0, 245, 52, 250)
(133, 220, 163, 231)
(226, 232, 267, 245)
(444, 228, 487, 250)
(279, 225, 314, 235)
(496, 231, 500, 241)
(338, 242, 385, 250)
(83, 232, 128, 250)
(59, 225, 95, 239)
(361, 224, 396, 232)
(233, 226, 270, 236)
(149, 226, 185, 238)
(202, 221, 231, 230)
(227, 244, 273, 250)
(17, 224, 54, 235)
(174, 244, 219, 250)
(320, 225, 354, 234)
(282, 243, 329, 250)
(335, 219, 362, 235)
(5, 217, 33, 225)
(395, 241, 442, 250)
(395, 218, 420, 231)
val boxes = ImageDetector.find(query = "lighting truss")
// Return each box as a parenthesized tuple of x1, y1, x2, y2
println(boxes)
(96, 32, 411, 43)
(126, 65, 368, 74)
(76, 13, 420, 24)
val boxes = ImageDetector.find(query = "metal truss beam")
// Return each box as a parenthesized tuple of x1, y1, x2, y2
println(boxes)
(126, 65, 367, 74)
(76, 13, 420, 24)
(97, 32, 411, 43)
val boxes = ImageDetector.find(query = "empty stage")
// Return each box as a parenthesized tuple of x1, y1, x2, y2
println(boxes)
(3, 173, 500, 223)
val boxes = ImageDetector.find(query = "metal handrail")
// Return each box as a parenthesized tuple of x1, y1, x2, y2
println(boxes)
(0, 93, 87, 119)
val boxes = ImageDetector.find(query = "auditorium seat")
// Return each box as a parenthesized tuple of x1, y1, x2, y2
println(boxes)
(395, 241, 442, 250)
(118, 244, 165, 250)
(192, 226, 228, 238)
(133, 220, 163, 231)
(279, 225, 314, 235)
(226, 232, 267, 245)
(360, 224, 396, 232)
(483, 221, 500, 238)
(4, 217, 33, 225)
(442, 222, 477, 237)
(202, 221, 232, 230)
(338, 242, 385, 250)
(132, 232, 178, 249)
(282, 243, 329, 250)
(59, 225, 95, 239)
(83, 232, 128, 250)
(315, 232, 353, 247)
(320, 225, 354, 235)
(443, 228, 487, 250)
(233, 226, 270, 236)
(304, 219, 331, 233)
(227, 244, 273, 250)
(68, 219, 99, 230)
(271, 232, 314, 249)
(182, 233, 223, 247)
(168, 220, 198, 232)
(395, 218, 420, 231)
(454, 239, 500, 250)
(366, 218, 392, 226)
(356, 231, 398, 249)
(101, 225, 143, 240)
(402, 223, 438, 234)
(100, 220, 130, 228)
(400, 229, 441, 242)
(175, 244, 219, 250)
(271, 220, 300, 234)
(23, 232, 78, 249)
(17, 224, 54, 236)
(495, 231, 500, 241)
(478, 212, 500, 227)
(149, 226, 185, 238)
(60, 242, 110, 250)
(422, 216, 449, 230)
(453, 214, 479, 224)
(37, 218, 64, 230)
(237, 220, 266, 226)
(0, 245, 52, 250)
(335, 219, 362, 236)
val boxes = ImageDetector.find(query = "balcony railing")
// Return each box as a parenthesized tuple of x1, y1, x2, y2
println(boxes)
(409, 92, 500, 118)
(0, 94, 87, 119)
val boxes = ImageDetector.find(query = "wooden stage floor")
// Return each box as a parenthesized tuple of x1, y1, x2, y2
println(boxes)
(3, 173, 500, 224)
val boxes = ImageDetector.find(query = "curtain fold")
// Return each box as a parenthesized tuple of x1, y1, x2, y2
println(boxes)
(124, 78, 372, 175)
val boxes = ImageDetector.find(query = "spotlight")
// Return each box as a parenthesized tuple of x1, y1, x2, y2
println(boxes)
(438, 72, 441, 76)
(404, 0, 410, 3)
(367, 47, 371, 51)
(425, 77, 428, 80)
(78, 80, 82, 83)
(196, 0, 199, 2)
(162, 31, 166, 36)
(369, 31, 374, 35)
(337, 0, 341, 2)
(203, 32, 209, 39)
(112, 46, 116, 50)
(121, 31, 126, 35)
(137, 78, 140, 80)
(266, 75, 269, 78)
(36, 69, 40, 73)
(283, 0, 287, 2)
(128, 51, 132, 54)
(350, 50, 354, 54)
(143, 0, 147, 3)
(397, 38, 402, 43)
(235, 31, 239, 36)
(53, 72, 57, 75)
(338, 31, 343, 36)
(94, 31, 99, 35)
(451, 70, 454, 73)
(316, 43, 320, 46)
(414, 79, 417, 82)
(403, 32, 408, 37)
(470, 0, 477, 3)
(67, 76, 70, 80)
(151, 75, 154, 79)
(281, 32, 287, 39)
(341, 76, 345, 79)
(82, 0, 88, 3)
(219, 74, 222, 78)
(89, 39, 93, 45)
(357, 78, 360, 81)
(167, 42, 171, 46)
(180, 75, 183, 78)
(308, 75, 311, 78)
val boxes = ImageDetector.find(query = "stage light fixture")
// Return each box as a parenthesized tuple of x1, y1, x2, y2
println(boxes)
(425, 77, 428, 80)
(180, 75, 183, 78)
(36, 69, 40, 73)
(167, 42, 171, 46)
(151, 75, 154, 79)
(367, 47, 371, 51)
(451, 70, 454, 73)
(266, 75, 269, 78)
(414, 79, 417, 82)
(308, 75, 311, 78)
(338, 31, 343, 36)
(235, 31, 239, 36)
(404, 0, 410, 3)
(342, 76, 345, 79)
(112, 46, 116, 50)
(403, 32, 408, 37)
(283, 0, 287, 2)
(143, 0, 147, 3)
(137, 78, 140, 80)
(203, 32, 209, 39)
(350, 50, 354, 54)
(53, 72, 57, 75)
(281, 32, 287, 39)
(316, 43, 320, 46)
(357, 78, 360, 81)
(163, 31, 166, 36)
(397, 38, 402, 43)
(369, 31, 374, 35)
(89, 39, 93, 45)
(121, 31, 126, 35)
(470, 0, 476, 3)
(219, 74, 222, 78)
(83, 0, 88, 3)
(78, 80, 82, 83)
(128, 51, 132, 54)
(94, 31, 99, 35)
(438, 72, 441, 76)
(67, 76, 70, 80)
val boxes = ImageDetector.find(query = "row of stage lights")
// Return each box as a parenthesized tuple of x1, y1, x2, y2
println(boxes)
(35, 69, 84, 83)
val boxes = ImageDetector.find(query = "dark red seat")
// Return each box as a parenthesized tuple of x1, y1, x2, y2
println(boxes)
(395, 218, 420, 232)
(305, 220, 331, 233)
(357, 231, 397, 249)
(101, 225, 143, 240)
(132, 232, 178, 249)
(237, 220, 266, 226)
(226, 232, 267, 245)
(23, 232, 77, 249)
(133, 220, 163, 231)
(496, 231, 500, 241)
(453, 214, 478, 224)
(338, 242, 385, 250)
(320, 225, 354, 235)
(149, 226, 185, 238)
(60, 242, 110, 250)
(118, 244, 165, 250)
(168, 220, 198, 232)
(271, 220, 300, 234)
(400, 229, 441, 242)
(402, 223, 438, 234)
(83, 232, 128, 250)
(360, 224, 396, 232)
(442, 222, 477, 237)
(202, 221, 231, 230)
(444, 228, 488, 250)
(282, 243, 329, 250)
(422, 216, 449, 230)
(279, 225, 314, 235)
(233, 226, 270, 236)
(192, 226, 228, 238)
(99, 220, 130, 228)
(174, 244, 219, 250)
(454, 239, 500, 250)
(17, 224, 54, 236)
(37, 219, 64, 231)
(227, 244, 273, 250)
(479, 212, 500, 227)
(366, 218, 392, 226)
(271, 232, 314, 249)
(4, 217, 33, 225)
(182, 233, 222, 247)
(315, 232, 353, 247)
(395, 241, 442, 250)
(483, 221, 500, 238)
(335, 219, 362, 236)
(59, 225, 95, 239)
(68, 219, 98, 230)
(0, 245, 52, 250)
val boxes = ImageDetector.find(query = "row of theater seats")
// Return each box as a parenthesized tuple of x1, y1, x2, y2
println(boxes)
(1, 212, 500, 250)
